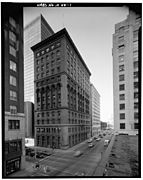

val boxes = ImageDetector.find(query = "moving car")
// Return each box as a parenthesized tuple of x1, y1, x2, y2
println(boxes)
(74, 150, 83, 157)
(88, 143, 94, 148)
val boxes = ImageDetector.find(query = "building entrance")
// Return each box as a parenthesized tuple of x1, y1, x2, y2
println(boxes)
(6, 157, 21, 176)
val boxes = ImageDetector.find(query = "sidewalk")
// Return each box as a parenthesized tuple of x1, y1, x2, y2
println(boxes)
(93, 135, 116, 176)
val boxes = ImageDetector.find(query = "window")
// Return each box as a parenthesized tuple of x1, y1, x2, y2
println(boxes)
(10, 61, 16, 71)
(10, 75, 16, 86)
(134, 92, 138, 99)
(37, 60, 40, 65)
(120, 104, 125, 110)
(9, 17, 16, 28)
(9, 31, 16, 43)
(134, 61, 138, 69)
(134, 112, 138, 119)
(119, 55, 124, 62)
(41, 50, 45, 55)
(10, 106, 17, 114)
(133, 41, 138, 50)
(9, 45, 16, 57)
(118, 45, 125, 53)
(36, 52, 40, 57)
(56, 50, 60, 56)
(46, 55, 49, 61)
(57, 66, 60, 73)
(119, 84, 125, 91)
(133, 50, 138, 58)
(41, 57, 44, 63)
(134, 123, 138, 129)
(119, 65, 124, 72)
(41, 65, 44, 71)
(51, 45, 55, 50)
(134, 72, 138, 79)
(56, 42, 61, 47)
(118, 36, 124, 43)
(46, 48, 49, 52)
(51, 69, 54, 75)
(120, 123, 125, 129)
(8, 120, 20, 130)
(134, 102, 138, 109)
(133, 30, 138, 39)
(120, 113, 125, 119)
(119, 74, 124, 81)
(37, 67, 39, 72)
(134, 82, 138, 89)
(10, 90, 17, 101)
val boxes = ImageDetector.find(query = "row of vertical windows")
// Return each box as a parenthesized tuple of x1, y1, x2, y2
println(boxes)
(120, 92, 138, 100)
(120, 123, 138, 130)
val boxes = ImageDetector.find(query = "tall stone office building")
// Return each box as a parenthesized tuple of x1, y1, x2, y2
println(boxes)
(113, 11, 141, 135)
(90, 84, 100, 137)
(2, 4, 25, 176)
(24, 14, 54, 102)
(31, 28, 91, 149)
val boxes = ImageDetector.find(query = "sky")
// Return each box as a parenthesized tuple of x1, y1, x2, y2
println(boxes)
(24, 5, 129, 124)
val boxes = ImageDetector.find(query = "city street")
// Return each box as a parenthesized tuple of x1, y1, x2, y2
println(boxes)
(29, 134, 113, 177)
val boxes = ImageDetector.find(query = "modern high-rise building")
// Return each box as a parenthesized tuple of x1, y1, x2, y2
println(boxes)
(113, 10, 141, 135)
(2, 3, 25, 176)
(31, 28, 91, 149)
(90, 84, 100, 137)
(24, 14, 54, 102)
(24, 101, 34, 138)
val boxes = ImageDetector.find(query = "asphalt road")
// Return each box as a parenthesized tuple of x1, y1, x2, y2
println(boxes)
(31, 134, 112, 177)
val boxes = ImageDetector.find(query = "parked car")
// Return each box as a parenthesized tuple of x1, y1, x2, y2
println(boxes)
(88, 143, 94, 148)
(36, 153, 45, 159)
(74, 151, 83, 157)
(75, 171, 86, 176)
(96, 138, 101, 141)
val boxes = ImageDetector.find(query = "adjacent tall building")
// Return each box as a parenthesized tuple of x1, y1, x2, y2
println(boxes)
(113, 11, 141, 135)
(90, 84, 100, 137)
(2, 4, 25, 176)
(24, 14, 54, 102)
(31, 28, 91, 149)
(24, 101, 34, 138)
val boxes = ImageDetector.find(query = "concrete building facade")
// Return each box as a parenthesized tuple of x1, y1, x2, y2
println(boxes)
(24, 14, 54, 102)
(24, 101, 34, 138)
(2, 3, 25, 176)
(90, 84, 100, 137)
(31, 28, 91, 149)
(113, 11, 141, 135)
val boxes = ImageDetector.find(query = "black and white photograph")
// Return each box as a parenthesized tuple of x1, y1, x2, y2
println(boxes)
(1, 2, 141, 178)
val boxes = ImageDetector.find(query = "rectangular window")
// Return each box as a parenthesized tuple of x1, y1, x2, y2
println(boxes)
(134, 112, 139, 119)
(120, 123, 125, 129)
(10, 60, 16, 71)
(119, 65, 124, 72)
(10, 75, 16, 86)
(134, 82, 138, 89)
(9, 45, 16, 57)
(10, 106, 17, 114)
(119, 84, 125, 91)
(119, 94, 125, 100)
(134, 61, 138, 69)
(118, 36, 124, 43)
(133, 41, 138, 50)
(9, 17, 16, 28)
(120, 104, 125, 110)
(134, 102, 138, 109)
(118, 45, 125, 53)
(120, 113, 125, 119)
(134, 123, 138, 129)
(134, 72, 138, 79)
(119, 55, 124, 63)
(133, 30, 138, 39)
(10, 90, 17, 101)
(119, 74, 124, 81)
(133, 50, 138, 58)
(8, 120, 20, 130)
(134, 92, 138, 99)
(9, 31, 16, 43)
